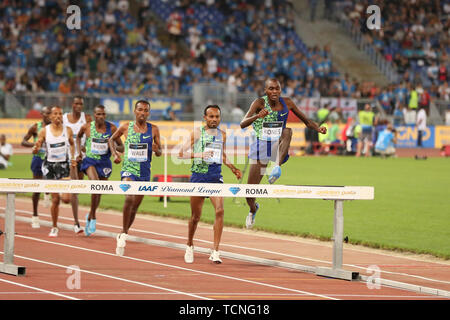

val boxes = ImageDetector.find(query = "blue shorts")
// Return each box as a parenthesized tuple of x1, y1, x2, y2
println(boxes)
(31, 156, 44, 177)
(81, 157, 112, 178)
(190, 172, 223, 184)
(121, 171, 151, 182)
(248, 139, 289, 164)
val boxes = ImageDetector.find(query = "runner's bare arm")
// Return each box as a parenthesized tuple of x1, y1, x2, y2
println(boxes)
(221, 130, 242, 179)
(109, 122, 128, 163)
(110, 123, 124, 153)
(67, 127, 77, 166)
(285, 98, 327, 134)
(22, 123, 38, 148)
(31, 127, 46, 154)
(240, 98, 269, 129)
(76, 123, 87, 161)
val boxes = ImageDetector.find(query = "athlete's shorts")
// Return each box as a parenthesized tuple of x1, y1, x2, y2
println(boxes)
(81, 157, 112, 179)
(248, 139, 289, 165)
(42, 160, 70, 180)
(190, 172, 223, 184)
(31, 156, 44, 177)
(121, 171, 151, 182)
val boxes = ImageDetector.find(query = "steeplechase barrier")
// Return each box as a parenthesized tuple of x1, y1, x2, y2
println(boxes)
(0, 178, 374, 281)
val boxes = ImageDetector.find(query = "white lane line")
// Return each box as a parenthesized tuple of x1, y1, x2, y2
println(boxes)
(0, 250, 210, 300)
(0, 291, 444, 299)
(0, 277, 79, 300)
(13, 234, 338, 300)
(9, 208, 450, 287)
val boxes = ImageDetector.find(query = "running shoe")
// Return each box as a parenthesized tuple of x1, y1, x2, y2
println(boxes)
(184, 245, 194, 264)
(84, 213, 91, 236)
(209, 250, 222, 264)
(245, 203, 259, 229)
(116, 233, 127, 256)
(31, 216, 40, 229)
(268, 165, 281, 184)
(89, 218, 97, 234)
(48, 227, 58, 237)
(74, 224, 83, 234)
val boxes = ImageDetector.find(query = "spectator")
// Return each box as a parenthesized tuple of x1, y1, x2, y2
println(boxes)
(316, 103, 330, 124)
(374, 123, 397, 158)
(0, 134, 13, 169)
(418, 86, 431, 110)
(415, 105, 428, 160)
(162, 101, 178, 121)
(356, 103, 375, 157)
(167, 11, 183, 42)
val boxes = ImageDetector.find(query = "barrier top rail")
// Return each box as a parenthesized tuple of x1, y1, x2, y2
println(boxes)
(0, 178, 374, 201)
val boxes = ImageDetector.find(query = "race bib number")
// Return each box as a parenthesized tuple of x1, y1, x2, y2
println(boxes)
(128, 143, 148, 162)
(91, 138, 109, 155)
(261, 121, 283, 141)
(48, 142, 67, 162)
(204, 141, 222, 164)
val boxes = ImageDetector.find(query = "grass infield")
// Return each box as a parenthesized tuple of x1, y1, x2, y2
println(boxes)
(1, 153, 449, 260)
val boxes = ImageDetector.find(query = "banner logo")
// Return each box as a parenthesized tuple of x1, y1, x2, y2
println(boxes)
(119, 184, 131, 192)
(229, 187, 241, 195)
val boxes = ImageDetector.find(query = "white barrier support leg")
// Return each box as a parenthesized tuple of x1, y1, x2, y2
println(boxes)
(315, 200, 359, 281)
(0, 193, 26, 276)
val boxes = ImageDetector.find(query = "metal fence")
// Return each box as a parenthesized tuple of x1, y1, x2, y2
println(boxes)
(1, 92, 194, 121)
(0, 90, 387, 122)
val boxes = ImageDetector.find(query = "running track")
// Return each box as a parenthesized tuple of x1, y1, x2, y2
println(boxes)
(0, 196, 449, 301)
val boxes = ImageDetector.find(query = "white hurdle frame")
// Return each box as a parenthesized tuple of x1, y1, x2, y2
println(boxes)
(0, 178, 374, 280)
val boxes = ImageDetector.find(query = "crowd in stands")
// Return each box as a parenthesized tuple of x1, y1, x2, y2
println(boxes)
(343, 0, 450, 105)
(1, 0, 449, 122)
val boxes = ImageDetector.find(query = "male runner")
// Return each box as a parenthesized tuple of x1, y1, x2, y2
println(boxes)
(76, 105, 124, 236)
(179, 105, 242, 264)
(240, 78, 326, 229)
(108, 100, 162, 255)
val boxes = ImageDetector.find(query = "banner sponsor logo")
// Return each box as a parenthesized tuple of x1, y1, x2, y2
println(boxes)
(245, 188, 269, 195)
(229, 187, 241, 195)
(119, 184, 131, 192)
(138, 185, 158, 192)
(44, 183, 70, 191)
(91, 184, 113, 191)
(273, 188, 313, 196)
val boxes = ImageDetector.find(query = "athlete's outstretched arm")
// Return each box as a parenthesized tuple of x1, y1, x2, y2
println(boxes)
(108, 122, 128, 164)
(221, 130, 242, 180)
(110, 123, 124, 153)
(22, 123, 38, 148)
(31, 127, 46, 154)
(240, 98, 268, 129)
(286, 98, 327, 134)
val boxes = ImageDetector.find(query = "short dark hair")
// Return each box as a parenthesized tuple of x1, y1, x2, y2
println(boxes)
(94, 104, 105, 111)
(204, 104, 221, 115)
(135, 100, 151, 109)
(73, 95, 84, 101)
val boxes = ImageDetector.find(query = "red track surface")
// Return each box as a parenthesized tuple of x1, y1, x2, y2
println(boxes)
(0, 196, 449, 301)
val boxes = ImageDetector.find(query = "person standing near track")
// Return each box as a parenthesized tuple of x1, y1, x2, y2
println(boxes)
(179, 105, 242, 264)
(21, 105, 52, 228)
(108, 100, 162, 256)
(76, 105, 124, 236)
(32, 106, 77, 237)
(240, 78, 326, 229)
(63, 96, 92, 234)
